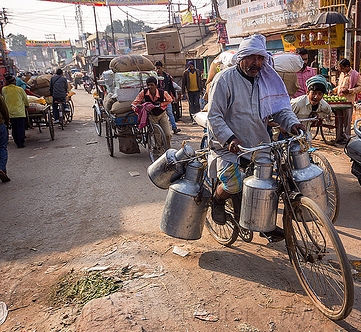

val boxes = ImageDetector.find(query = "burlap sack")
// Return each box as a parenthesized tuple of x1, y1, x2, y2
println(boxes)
(110, 55, 154, 73)
(110, 101, 132, 116)
(28, 74, 52, 90)
(117, 127, 140, 154)
(104, 95, 117, 112)
(32, 86, 52, 97)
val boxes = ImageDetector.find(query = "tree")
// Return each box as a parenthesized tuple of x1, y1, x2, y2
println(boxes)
(105, 19, 152, 34)
(6, 33, 27, 51)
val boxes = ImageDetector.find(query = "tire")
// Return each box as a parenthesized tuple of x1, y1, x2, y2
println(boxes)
(147, 123, 167, 163)
(47, 107, 54, 141)
(66, 99, 74, 123)
(93, 107, 102, 136)
(309, 151, 340, 224)
(205, 194, 242, 246)
(105, 119, 114, 157)
(320, 113, 336, 145)
(58, 104, 64, 130)
(284, 196, 354, 321)
(309, 119, 320, 140)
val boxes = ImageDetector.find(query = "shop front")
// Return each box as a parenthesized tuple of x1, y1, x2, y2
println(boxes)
(281, 24, 346, 85)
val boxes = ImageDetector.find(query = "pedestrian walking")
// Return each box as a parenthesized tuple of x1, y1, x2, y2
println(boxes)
(1, 74, 29, 149)
(0, 95, 10, 182)
(293, 48, 316, 98)
(182, 61, 203, 124)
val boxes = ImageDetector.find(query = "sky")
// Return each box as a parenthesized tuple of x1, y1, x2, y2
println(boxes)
(3, 0, 212, 42)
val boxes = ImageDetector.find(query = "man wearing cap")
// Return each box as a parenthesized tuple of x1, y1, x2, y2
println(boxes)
(155, 61, 181, 134)
(291, 74, 332, 141)
(182, 61, 203, 123)
(1, 74, 29, 149)
(207, 34, 304, 241)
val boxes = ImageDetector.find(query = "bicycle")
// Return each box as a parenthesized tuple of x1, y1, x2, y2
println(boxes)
(53, 100, 73, 130)
(201, 132, 353, 320)
(105, 110, 168, 162)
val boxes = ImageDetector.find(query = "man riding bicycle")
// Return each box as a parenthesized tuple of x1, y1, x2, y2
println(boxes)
(207, 34, 304, 240)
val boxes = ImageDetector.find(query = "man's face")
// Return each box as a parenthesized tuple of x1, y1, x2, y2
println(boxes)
(301, 54, 309, 64)
(156, 66, 163, 75)
(307, 90, 324, 106)
(239, 54, 264, 77)
(147, 82, 157, 93)
(339, 64, 350, 74)
(189, 64, 195, 71)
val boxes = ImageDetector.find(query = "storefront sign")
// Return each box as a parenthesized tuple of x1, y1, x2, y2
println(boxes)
(26, 40, 72, 47)
(40, 0, 168, 5)
(282, 24, 345, 51)
(221, 0, 319, 40)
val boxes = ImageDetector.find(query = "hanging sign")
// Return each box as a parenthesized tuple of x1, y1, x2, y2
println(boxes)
(26, 40, 72, 47)
(39, 0, 169, 5)
(282, 24, 345, 51)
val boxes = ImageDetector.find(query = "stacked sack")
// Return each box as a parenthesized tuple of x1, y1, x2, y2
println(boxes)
(273, 53, 304, 97)
(27, 74, 53, 97)
(27, 96, 47, 114)
(101, 55, 158, 119)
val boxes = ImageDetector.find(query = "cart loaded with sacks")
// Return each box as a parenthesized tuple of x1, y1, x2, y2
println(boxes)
(92, 54, 168, 162)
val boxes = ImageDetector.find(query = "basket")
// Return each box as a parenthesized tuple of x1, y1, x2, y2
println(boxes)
(115, 112, 138, 126)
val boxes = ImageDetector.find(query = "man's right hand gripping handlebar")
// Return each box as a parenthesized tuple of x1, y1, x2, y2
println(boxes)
(227, 137, 243, 154)
(290, 123, 306, 135)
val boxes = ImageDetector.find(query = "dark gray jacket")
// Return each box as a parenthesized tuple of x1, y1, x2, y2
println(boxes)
(50, 75, 68, 101)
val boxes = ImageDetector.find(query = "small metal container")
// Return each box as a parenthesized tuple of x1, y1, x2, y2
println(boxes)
(147, 144, 195, 189)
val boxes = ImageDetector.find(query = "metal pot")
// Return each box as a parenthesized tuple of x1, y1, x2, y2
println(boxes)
(147, 144, 195, 189)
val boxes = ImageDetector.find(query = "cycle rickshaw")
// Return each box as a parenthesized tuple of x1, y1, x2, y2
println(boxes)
(27, 102, 54, 140)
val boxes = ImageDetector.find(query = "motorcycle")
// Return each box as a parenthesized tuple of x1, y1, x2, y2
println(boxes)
(83, 79, 94, 94)
(344, 118, 361, 186)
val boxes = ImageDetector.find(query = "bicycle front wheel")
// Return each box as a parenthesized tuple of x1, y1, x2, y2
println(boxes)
(147, 123, 167, 163)
(205, 195, 243, 246)
(284, 196, 354, 321)
(310, 151, 340, 224)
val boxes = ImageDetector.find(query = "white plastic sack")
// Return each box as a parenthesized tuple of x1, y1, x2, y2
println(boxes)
(115, 86, 140, 102)
(273, 53, 304, 73)
(102, 70, 114, 89)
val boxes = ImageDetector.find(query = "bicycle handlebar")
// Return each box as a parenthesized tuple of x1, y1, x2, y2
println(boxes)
(237, 130, 305, 155)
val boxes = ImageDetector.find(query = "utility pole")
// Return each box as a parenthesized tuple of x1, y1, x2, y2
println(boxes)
(108, 6, 116, 54)
(93, 6, 101, 56)
(75, 5, 84, 47)
(126, 12, 132, 50)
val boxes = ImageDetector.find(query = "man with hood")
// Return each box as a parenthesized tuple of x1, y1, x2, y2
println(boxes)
(207, 34, 304, 240)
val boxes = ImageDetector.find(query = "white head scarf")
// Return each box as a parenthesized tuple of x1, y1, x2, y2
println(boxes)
(236, 34, 291, 121)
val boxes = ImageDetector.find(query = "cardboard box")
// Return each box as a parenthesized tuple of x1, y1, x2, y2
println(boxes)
(146, 31, 181, 55)
(166, 65, 185, 78)
(142, 54, 165, 66)
(164, 52, 186, 66)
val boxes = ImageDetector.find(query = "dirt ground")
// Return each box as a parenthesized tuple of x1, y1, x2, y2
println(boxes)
(0, 89, 361, 332)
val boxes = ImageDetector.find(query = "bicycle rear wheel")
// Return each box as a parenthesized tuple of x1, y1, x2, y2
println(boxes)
(284, 196, 354, 321)
(320, 113, 336, 144)
(46, 107, 54, 141)
(105, 119, 114, 157)
(93, 106, 102, 136)
(310, 151, 340, 224)
(147, 123, 167, 163)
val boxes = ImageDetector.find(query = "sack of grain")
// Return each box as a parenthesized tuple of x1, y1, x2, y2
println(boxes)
(104, 95, 117, 112)
(273, 53, 304, 73)
(110, 55, 154, 72)
(28, 74, 52, 90)
(32, 86, 52, 97)
(115, 86, 140, 102)
(27, 103, 47, 113)
(110, 101, 132, 116)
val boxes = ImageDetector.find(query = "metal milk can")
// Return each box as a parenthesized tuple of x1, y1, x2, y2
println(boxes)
(160, 160, 211, 240)
(240, 157, 279, 232)
(147, 144, 195, 189)
(290, 142, 328, 215)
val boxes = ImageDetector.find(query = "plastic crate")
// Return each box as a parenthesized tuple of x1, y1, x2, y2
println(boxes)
(115, 113, 138, 126)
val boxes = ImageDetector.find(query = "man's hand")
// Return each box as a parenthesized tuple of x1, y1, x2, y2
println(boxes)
(291, 123, 306, 135)
(228, 138, 243, 154)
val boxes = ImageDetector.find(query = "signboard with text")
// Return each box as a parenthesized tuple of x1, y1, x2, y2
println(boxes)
(282, 24, 345, 51)
(26, 40, 72, 47)
(40, 0, 168, 6)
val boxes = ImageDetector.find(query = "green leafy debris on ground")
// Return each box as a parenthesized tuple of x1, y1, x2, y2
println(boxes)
(50, 270, 122, 307)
